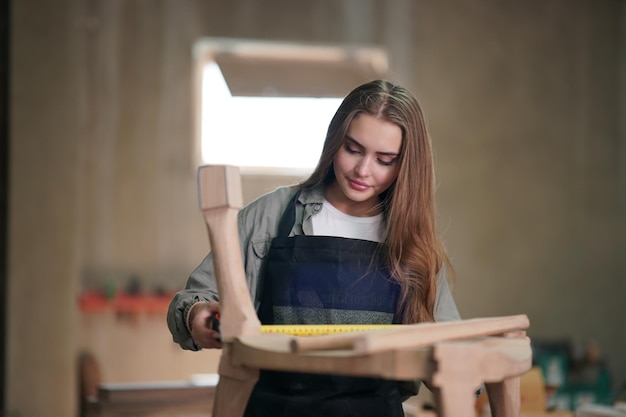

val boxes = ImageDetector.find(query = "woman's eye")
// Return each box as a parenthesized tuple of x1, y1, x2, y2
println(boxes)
(378, 159, 395, 166)
(344, 144, 360, 154)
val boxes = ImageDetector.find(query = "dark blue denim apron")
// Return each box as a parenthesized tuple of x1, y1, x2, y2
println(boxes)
(244, 192, 404, 417)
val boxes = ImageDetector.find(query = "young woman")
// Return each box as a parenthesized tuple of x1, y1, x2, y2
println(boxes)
(167, 79, 460, 417)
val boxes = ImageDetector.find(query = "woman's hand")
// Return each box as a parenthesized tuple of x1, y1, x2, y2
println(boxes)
(189, 301, 222, 349)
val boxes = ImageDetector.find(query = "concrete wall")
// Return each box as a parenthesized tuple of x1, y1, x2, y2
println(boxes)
(8, 0, 625, 415)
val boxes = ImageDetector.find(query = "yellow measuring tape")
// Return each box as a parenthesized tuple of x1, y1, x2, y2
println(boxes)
(260, 324, 399, 336)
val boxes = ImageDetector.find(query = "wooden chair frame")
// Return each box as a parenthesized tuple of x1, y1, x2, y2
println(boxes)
(198, 165, 532, 417)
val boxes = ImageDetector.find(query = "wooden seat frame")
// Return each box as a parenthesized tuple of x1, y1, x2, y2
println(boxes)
(198, 165, 532, 417)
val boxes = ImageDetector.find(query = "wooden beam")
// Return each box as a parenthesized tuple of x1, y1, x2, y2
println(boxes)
(197, 165, 261, 417)
(290, 314, 529, 353)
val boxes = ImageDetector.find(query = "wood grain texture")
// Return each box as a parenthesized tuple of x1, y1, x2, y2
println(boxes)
(212, 350, 258, 417)
(233, 334, 530, 383)
(197, 165, 243, 210)
(202, 208, 260, 341)
(197, 165, 260, 417)
(291, 314, 530, 353)
(197, 164, 532, 417)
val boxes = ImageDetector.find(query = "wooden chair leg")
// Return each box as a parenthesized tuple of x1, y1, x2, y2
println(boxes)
(486, 330, 527, 417)
(197, 166, 262, 417)
(212, 350, 259, 417)
(486, 377, 521, 417)
(432, 382, 478, 417)
(431, 342, 482, 417)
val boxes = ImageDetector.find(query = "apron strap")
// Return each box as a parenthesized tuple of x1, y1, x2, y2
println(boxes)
(276, 190, 300, 237)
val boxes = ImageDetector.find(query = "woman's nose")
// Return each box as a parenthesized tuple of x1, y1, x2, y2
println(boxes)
(355, 156, 372, 176)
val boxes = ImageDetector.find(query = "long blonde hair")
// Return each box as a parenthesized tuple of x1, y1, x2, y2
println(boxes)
(300, 80, 450, 323)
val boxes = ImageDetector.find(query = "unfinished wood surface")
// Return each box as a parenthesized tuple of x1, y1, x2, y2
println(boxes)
(198, 165, 261, 417)
(197, 165, 243, 211)
(212, 351, 258, 417)
(233, 333, 434, 380)
(198, 165, 261, 341)
(431, 335, 531, 417)
(486, 378, 521, 417)
(291, 314, 530, 353)
(486, 331, 527, 417)
(232, 334, 531, 382)
(197, 164, 532, 417)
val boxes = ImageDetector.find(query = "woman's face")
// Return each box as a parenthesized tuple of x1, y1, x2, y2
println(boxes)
(326, 113, 402, 217)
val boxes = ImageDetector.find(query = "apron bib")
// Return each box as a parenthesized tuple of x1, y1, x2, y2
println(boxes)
(244, 192, 404, 417)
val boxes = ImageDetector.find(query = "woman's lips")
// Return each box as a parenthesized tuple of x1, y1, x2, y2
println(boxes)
(348, 179, 370, 191)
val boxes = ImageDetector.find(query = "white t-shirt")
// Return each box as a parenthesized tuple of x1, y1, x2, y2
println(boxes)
(311, 199, 384, 242)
